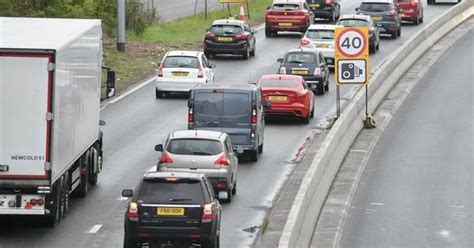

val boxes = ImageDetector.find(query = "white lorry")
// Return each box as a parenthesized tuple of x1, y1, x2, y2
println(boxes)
(0, 17, 115, 226)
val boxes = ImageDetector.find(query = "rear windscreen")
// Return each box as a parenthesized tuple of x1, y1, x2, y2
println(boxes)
(359, 3, 393, 12)
(285, 52, 317, 64)
(167, 139, 222, 155)
(336, 19, 369, 27)
(162, 56, 199, 68)
(138, 179, 204, 204)
(210, 25, 242, 35)
(260, 79, 299, 88)
(272, 4, 301, 10)
(194, 92, 251, 127)
(306, 30, 335, 40)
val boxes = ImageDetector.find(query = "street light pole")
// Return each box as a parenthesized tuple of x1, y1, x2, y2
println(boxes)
(117, 0, 126, 52)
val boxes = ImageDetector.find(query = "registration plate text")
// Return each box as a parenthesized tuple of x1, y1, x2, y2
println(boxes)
(217, 37, 233, 42)
(157, 207, 184, 216)
(278, 23, 292, 27)
(268, 96, 288, 101)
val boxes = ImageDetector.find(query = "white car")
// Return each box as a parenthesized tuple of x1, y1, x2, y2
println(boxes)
(299, 24, 339, 68)
(155, 51, 215, 98)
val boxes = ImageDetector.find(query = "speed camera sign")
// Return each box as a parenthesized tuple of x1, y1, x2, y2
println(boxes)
(335, 27, 369, 85)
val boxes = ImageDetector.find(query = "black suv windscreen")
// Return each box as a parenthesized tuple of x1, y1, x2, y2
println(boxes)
(260, 79, 299, 88)
(306, 29, 335, 40)
(272, 4, 301, 10)
(337, 19, 369, 27)
(359, 3, 393, 12)
(167, 139, 223, 155)
(285, 52, 317, 64)
(162, 56, 199, 68)
(210, 25, 242, 35)
(138, 178, 204, 204)
(194, 91, 251, 127)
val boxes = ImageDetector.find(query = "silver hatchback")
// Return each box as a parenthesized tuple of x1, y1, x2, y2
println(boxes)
(155, 130, 238, 203)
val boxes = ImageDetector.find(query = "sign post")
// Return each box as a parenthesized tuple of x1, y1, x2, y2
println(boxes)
(334, 27, 375, 128)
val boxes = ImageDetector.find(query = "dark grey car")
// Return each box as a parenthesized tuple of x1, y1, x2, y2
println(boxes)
(336, 14, 381, 54)
(188, 84, 270, 162)
(356, 0, 402, 39)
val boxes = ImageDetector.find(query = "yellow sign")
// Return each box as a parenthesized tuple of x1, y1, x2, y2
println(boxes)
(335, 27, 369, 86)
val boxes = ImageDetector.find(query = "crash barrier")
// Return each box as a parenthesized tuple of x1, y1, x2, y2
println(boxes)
(278, 1, 474, 247)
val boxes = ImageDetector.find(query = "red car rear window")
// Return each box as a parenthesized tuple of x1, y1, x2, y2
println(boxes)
(272, 4, 301, 10)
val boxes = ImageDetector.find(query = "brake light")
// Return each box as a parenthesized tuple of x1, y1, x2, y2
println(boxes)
(158, 63, 163, 77)
(127, 202, 139, 221)
(165, 177, 178, 182)
(37, 198, 44, 206)
(202, 203, 215, 220)
(279, 67, 287, 74)
(159, 152, 173, 164)
(188, 107, 193, 122)
(300, 38, 310, 46)
(29, 198, 44, 206)
(314, 68, 321, 76)
(326, 0, 334, 6)
(251, 107, 257, 124)
(216, 182, 227, 189)
(30, 199, 37, 206)
(235, 33, 248, 41)
(215, 153, 230, 166)
(385, 11, 396, 18)
(206, 31, 215, 39)
(197, 65, 204, 78)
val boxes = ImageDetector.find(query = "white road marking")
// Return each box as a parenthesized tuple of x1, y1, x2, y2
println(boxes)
(369, 202, 384, 206)
(350, 149, 367, 153)
(101, 76, 157, 110)
(117, 196, 128, 201)
(439, 230, 451, 238)
(451, 205, 465, 209)
(88, 224, 103, 234)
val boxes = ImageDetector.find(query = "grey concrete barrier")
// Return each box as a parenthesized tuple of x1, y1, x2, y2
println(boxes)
(278, 1, 474, 248)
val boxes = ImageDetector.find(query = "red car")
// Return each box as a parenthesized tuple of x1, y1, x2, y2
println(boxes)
(258, 74, 314, 124)
(265, 0, 314, 37)
(395, 0, 424, 25)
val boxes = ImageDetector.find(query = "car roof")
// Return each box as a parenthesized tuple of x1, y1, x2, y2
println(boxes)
(143, 171, 206, 180)
(286, 48, 319, 54)
(259, 74, 303, 81)
(193, 83, 257, 91)
(169, 130, 227, 141)
(212, 19, 246, 26)
(361, 0, 392, 3)
(273, 0, 305, 4)
(338, 14, 371, 21)
(308, 24, 339, 30)
(165, 50, 201, 57)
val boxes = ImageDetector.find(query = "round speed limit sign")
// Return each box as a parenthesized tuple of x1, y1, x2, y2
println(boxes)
(336, 28, 368, 58)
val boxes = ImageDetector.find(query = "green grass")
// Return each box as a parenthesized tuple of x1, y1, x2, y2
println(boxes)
(129, 0, 272, 45)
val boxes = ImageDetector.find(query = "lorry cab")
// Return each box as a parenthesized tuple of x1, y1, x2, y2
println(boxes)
(188, 84, 270, 162)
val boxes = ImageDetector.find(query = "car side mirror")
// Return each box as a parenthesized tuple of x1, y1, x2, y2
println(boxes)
(264, 101, 272, 110)
(277, 58, 283, 63)
(398, 9, 403, 14)
(99, 120, 106, 126)
(355, 7, 360, 11)
(155, 144, 164, 152)
(266, 6, 271, 10)
(122, 189, 133, 197)
(209, 64, 216, 68)
(102, 67, 116, 99)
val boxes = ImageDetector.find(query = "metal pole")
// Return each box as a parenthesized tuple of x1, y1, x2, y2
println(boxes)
(336, 85, 341, 117)
(205, 0, 208, 20)
(365, 85, 368, 116)
(117, 0, 126, 52)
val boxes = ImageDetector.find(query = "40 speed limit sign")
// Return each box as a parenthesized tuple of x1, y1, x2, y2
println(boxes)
(335, 27, 369, 85)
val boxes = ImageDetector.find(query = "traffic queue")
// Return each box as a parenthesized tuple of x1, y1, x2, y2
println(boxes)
(122, 0, 418, 247)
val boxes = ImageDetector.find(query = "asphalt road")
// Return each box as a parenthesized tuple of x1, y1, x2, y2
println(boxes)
(150, 0, 228, 21)
(341, 29, 473, 247)
(0, 1, 457, 248)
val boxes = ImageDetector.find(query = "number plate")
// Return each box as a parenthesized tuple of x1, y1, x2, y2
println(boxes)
(372, 16, 382, 21)
(157, 207, 184, 216)
(278, 23, 292, 27)
(292, 70, 309, 75)
(217, 37, 233, 42)
(171, 72, 188, 77)
(309, 3, 320, 8)
(268, 95, 288, 101)
(315, 44, 330, 48)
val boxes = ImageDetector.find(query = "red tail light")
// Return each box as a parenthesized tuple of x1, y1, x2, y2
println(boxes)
(215, 153, 230, 166)
(235, 33, 248, 41)
(202, 203, 215, 220)
(188, 107, 193, 122)
(37, 198, 44, 206)
(158, 63, 163, 77)
(127, 202, 139, 221)
(314, 68, 321, 76)
(251, 107, 257, 124)
(326, 0, 334, 6)
(216, 182, 227, 189)
(197, 65, 204, 78)
(159, 152, 173, 164)
(279, 67, 287, 74)
(206, 31, 215, 39)
(385, 11, 396, 18)
(300, 38, 310, 46)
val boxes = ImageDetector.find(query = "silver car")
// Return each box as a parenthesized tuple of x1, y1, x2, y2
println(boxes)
(299, 24, 339, 68)
(155, 130, 238, 203)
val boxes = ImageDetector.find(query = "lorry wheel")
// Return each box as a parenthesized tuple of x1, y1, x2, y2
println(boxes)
(46, 183, 61, 227)
(77, 158, 89, 198)
(90, 149, 99, 186)
(62, 175, 70, 214)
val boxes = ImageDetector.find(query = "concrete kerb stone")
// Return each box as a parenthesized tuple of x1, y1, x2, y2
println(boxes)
(278, 2, 474, 248)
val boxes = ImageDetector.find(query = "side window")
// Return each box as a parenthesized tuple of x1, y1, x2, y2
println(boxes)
(302, 81, 309, 90)
(245, 24, 250, 32)
(201, 55, 209, 67)
(225, 137, 233, 154)
(257, 90, 263, 109)
(319, 53, 325, 64)
(303, 3, 309, 10)
(203, 179, 214, 199)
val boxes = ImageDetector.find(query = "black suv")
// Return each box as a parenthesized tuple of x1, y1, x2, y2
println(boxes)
(307, 0, 341, 22)
(204, 19, 256, 60)
(277, 48, 330, 95)
(122, 172, 221, 248)
(356, 0, 402, 39)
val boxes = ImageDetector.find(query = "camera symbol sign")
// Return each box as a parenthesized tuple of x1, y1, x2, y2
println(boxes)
(338, 60, 367, 84)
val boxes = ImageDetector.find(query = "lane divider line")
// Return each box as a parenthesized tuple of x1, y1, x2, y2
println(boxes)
(88, 224, 103, 234)
(101, 76, 157, 110)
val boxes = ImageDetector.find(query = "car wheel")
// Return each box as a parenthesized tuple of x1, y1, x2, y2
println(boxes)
(265, 27, 272, 37)
(249, 149, 258, 162)
(250, 42, 256, 57)
(243, 47, 249, 60)
(318, 81, 325, 95)
(208, 233, 220, 248)
(310, 105, 314, 118)
(258, 143, 263, 153)
(391, 31, 397, 39)
(324, 81, 329, 92)
(414, 15, 420, 25)
(123, 235, 138, 248)
(369, 42, 376, 54)
(397, 27, 401, 37)
(302, 113, 311, 124)
(232, 180, 237, 195)
(376, 41, 380, 51)
(155, 89, 162, 99)
(420, 15, 424, 23)
(204, 51, 212, 59)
